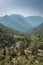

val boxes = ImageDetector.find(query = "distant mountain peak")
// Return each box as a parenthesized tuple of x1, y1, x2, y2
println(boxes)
(0, 14, 43, 32)
(10, 14, 24, 17)
(4, 15, 9, 17)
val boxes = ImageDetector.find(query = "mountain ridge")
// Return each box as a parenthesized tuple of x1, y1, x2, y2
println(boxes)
(0, 14, 33, 32)
(29, 23, 43, 36)
(0, 14, 43, 32)
(26, 16, 43, 27)
(0, 23, 20, 35)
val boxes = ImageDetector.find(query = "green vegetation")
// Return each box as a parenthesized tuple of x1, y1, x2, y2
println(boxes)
(0, 23, 20, 36)
(29, 23, 43, 36)
(0, 24, 43, 65)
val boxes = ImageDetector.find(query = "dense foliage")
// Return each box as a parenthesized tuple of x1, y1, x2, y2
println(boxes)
(0, 27, 43, 65)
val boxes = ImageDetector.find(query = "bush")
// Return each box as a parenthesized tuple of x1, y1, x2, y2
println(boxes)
(8, 48, 17, 57)
(0, 55, 5, 60)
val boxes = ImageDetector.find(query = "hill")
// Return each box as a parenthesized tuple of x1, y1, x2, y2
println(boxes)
(0, 25, 17, 49)
(26, 16, 43, 27)
(0, 14, 33, 32)
(30, 23, 43, 36)
(0, 23, 20, 36)
(0, 14, 43, 32)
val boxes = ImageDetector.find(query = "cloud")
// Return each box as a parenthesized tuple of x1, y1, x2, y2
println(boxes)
(0, 0, 43, 16)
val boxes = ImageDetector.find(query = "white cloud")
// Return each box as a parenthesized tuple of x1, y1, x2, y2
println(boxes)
(0, 0, 43, 17)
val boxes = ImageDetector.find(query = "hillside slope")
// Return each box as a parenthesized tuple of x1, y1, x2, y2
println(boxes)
(30, 23, 43, 36)
(0, 23, 20, 36)
(26, 16, 43, 27)
(0, 14, 33, 32)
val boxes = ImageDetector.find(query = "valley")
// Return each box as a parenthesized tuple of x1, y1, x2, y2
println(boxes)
(0, 15, 43, 32)
(0, 0, 43, 65)
(0, 22, 43, 65)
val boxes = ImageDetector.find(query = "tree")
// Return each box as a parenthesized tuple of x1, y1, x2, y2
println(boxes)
(32, 42, 38, 55)
(8, 48, 17, 57)
(3, 48, 6, 56)
(20, 49, 25, 55)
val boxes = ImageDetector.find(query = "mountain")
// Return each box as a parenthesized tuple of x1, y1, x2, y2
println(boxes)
(30, 23, 43, 36)
(26, 16, 43, 27)
(9, 14, 33, 32)
(0, 14, 43, 32)
(0, 24, 16, 47)
(0, 14, 33, 32)
(0, 23, 20, 36)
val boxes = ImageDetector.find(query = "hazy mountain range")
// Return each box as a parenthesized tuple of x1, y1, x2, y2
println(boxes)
(29, 23, 43, 36)
(0, 14, 43, 32)
(0, 23, 20, 36)
(26, 16, 43, 27)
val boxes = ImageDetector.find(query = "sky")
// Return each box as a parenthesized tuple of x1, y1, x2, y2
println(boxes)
(0, 0, 43, 16)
